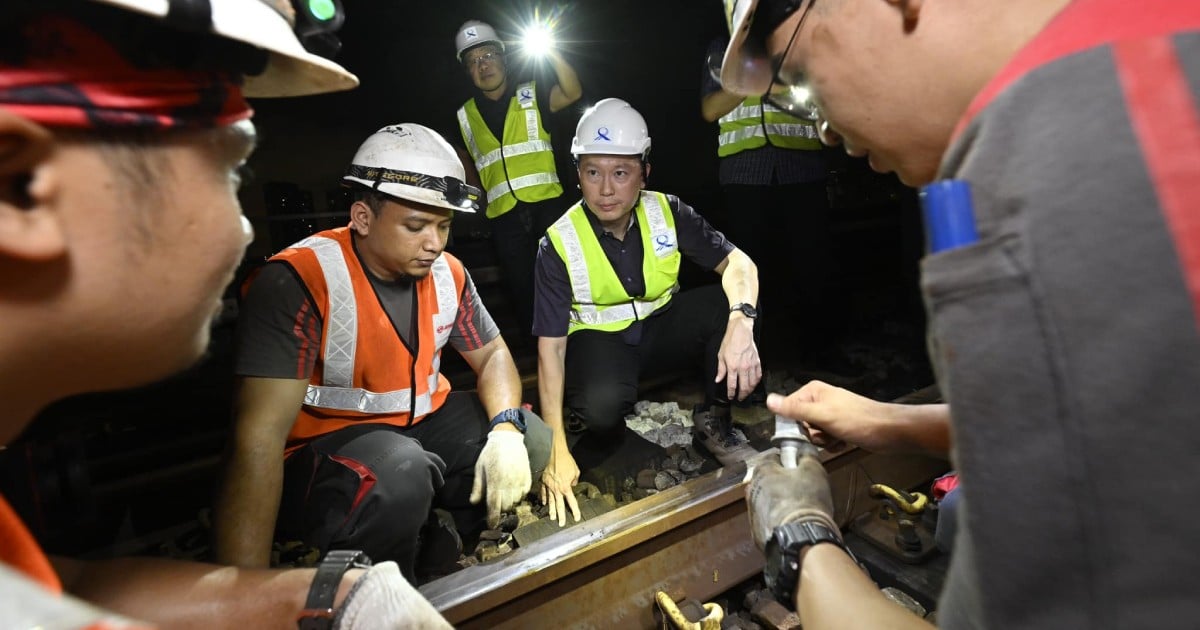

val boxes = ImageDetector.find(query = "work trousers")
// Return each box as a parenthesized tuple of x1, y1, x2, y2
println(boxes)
(563, 284, 732, 437)
(722, 180, 831, 353)
(490, 197, 565, 341)
(276, 392, 551, 582)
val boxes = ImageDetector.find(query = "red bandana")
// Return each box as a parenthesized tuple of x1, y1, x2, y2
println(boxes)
(0, 14, 252, 129)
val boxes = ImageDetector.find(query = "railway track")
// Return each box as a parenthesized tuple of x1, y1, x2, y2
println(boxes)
(421, 437, 948, 629)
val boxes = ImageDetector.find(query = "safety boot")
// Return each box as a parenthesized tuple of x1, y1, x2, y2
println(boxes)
(692, 405, 757, 467)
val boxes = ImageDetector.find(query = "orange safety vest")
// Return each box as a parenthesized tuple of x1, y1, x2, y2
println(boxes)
(270, 228, 466, 451)
(0, 495, 60, 592)
(0, 495, 152, 628)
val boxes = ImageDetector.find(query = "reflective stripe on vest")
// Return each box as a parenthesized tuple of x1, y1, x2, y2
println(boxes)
(295, 237, 457, 414)
(457, 80, 563, 219)
(547, 191, 681, 334)
(717, 96, 821, 156)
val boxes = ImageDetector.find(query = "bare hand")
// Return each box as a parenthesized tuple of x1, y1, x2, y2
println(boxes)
(716, 319, 762, 401)
(767, 381, 891, 452)
(539, 445, 581, 527)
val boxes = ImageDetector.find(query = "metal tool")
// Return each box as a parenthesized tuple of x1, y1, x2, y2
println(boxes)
(771, 414, 817, 468)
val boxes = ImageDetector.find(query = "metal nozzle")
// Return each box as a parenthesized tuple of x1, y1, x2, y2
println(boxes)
(771, 414, 817, 468)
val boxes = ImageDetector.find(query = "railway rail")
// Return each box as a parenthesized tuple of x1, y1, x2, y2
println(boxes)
(421, 437, 948, 629)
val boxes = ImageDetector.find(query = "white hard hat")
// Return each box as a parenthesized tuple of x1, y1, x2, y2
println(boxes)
(91, 0, 358, 97)
(455, 20, 506, 62)
(570, 98, 652, 160)
(343, 124, 480, 213)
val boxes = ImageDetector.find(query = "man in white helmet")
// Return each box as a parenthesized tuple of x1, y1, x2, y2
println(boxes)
(214, 123, 552, 586)
(0, 1, 450, 628)
(720, 0, 1200, 628)
(532, 98, 764, 526)
(452, 18, 583, 345)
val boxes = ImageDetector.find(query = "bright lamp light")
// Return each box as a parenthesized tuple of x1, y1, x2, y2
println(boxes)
(522, 23, 555, 57)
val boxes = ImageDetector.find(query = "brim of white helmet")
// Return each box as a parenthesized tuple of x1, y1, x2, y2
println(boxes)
(570, 143, 648, 156)
(343, 177, 478, 214)
(720, 0, 775, 97)
(94, 0, 359, 97)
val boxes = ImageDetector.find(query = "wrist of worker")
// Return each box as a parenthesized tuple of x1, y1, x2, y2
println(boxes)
(333, 569, 366, 612)
(727, 311, 756, 327)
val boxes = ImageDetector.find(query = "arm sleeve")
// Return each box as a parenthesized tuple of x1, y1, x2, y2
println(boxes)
(233, 262, 322, 380)
(672, 195, 735, 270)
(531, 236, 575, 338)
(448, 270, 501, 352)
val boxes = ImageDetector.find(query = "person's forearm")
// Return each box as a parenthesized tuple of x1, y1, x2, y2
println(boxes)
(720, 249, 759, 308)
(536, 338, 570, 451)
(474, 340, 523, 417)
(212, 450, 285, 568)
(547, 51, 582, 111)
(878, 402, 952, 458)
(58, 557, 361, 630)
(700, 89, 745, 122)
(795, 545, 933, 629)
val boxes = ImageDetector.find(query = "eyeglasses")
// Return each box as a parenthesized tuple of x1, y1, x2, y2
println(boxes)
(464, 51, 501, 69)
(761, 0, 820, 121)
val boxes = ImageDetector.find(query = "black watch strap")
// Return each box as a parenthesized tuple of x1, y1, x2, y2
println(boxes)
(297, 550, 372, 630)
(765, 521, 853, 609)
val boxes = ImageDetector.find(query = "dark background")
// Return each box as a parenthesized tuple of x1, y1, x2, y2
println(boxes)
(1, 0, 928, 559)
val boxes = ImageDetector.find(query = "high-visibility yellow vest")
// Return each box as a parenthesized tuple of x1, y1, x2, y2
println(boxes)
(717, 95, 821, 157)
(546, 191, 681, 335)
(457, 81, 563, 218)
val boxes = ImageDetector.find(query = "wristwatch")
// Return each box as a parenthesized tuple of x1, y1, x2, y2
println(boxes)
(297, 549, 372, 630)
(763, 520, 855, 608)
(489, 407, 527, 434)
(729, 303, 758, 319)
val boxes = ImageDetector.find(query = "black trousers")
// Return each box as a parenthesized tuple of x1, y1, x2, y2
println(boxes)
(563, 284, 731, 436)
(276, 393, 551, 582)
(489, 197, 565, 340)
(722, 180, 832, 352)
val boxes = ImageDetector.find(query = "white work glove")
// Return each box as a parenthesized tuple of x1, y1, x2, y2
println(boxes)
(332, 561, 451, 630)
(469, 430, 532, 528)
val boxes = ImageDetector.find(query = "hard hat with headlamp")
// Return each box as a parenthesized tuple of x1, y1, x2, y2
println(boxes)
(719, 0, 819, 121)
(343, 124, 481, 213)
(88, 0, 358, 97)
(570, 98, 652, 161)
(455, 19, 506, 62)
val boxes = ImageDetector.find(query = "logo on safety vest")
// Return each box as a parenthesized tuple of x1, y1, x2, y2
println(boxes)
(437, 323, 454, 334)
(652, 233, 676, 256)
(518, 87, 534, 106)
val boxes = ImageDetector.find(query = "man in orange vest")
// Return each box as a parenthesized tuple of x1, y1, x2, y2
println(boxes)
(214, 124, 551, 585)
(0, 1, 448, 627)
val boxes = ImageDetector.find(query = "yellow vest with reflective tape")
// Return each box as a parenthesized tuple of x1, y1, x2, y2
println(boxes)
(546, 191, 681, 335)
(717, 95, 821, 157)
(457, 81, 563, 218)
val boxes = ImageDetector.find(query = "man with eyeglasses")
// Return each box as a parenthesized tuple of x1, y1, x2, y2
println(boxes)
(451, 19, 583, 346)
(700, 34, 832, 358)
(724, 0, 1200, 628)
(213, 124, 552, 589)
